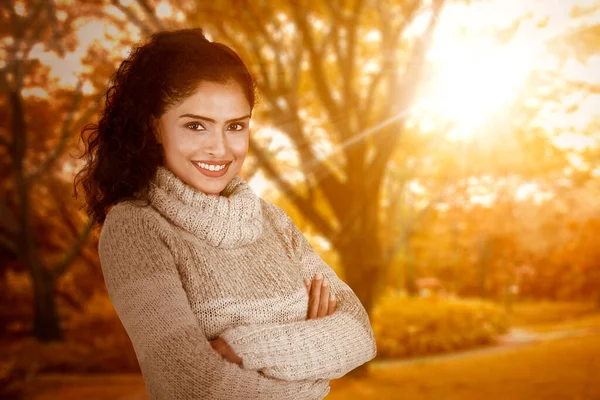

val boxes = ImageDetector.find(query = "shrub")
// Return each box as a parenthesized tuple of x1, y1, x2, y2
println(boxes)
(0, 339, 41, 400)
(372, 290, 509, 359)
(38, 293, 140, 374)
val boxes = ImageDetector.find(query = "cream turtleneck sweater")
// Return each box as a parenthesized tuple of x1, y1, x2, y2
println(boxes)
(98, 166, 377, 400)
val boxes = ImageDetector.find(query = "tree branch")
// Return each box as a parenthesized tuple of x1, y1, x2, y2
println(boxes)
(244, 1, 289, 91)
(323, 2, 347, 79)
(26, 80, 84, 185)
(51, 219, 94, 279)
(0, 196, 18, 235)
(384, 182, 451, 267)
(266, 106, 351, 222)
(288, 1, 344, 140)
(213, 7, 350, 221)
(342, 0, 364, 115)
(214, 17, 276, 97)
(45, 0, 66, 57)
(54, 285, 84, 312)
(359, 0, 402, 130)
(0, 232, 17, 254)
(249, 136, 336, 241)
(110, 0, 154, 37)
(367, 0, 446, 193)
(360, 70, 384, 130)
(135, 0, 165, 31)
(0, 134, 10, 149)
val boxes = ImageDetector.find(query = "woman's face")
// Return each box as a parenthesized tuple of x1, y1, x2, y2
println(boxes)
(155, 80, 251, 195)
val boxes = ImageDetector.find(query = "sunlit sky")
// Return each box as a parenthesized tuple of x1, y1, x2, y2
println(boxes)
(25, 0, 600, 200)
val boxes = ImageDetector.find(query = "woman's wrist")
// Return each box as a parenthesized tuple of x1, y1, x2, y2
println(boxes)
(210, 337, 243, 366)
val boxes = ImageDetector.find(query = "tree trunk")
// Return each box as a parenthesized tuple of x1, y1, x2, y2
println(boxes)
(404, 244, 417, 297)
(16, 172, 63, 342)
(339, 244, 379, 314)
(29, 258, 62, 341)
(337, 195, 383, 315)
(478, 236, 493, 298)
(336, 199, 382, 375)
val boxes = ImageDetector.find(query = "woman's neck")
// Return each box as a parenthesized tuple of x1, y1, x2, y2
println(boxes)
(147, 166, 264, 248)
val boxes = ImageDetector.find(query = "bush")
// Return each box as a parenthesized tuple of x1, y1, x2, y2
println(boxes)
(372, 290, 509, 359)
(48, 293, 140, 373)
(0, 341, 40, 400)
(26, 293, 141, 374)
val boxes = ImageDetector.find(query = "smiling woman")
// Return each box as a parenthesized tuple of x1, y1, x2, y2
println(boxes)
(74, 28, 257, 223)
(153, 80, 251, 194)
(73, 28, 376, 400)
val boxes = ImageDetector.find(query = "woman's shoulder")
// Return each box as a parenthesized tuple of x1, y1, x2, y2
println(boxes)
(104, 199, 155, 226)
(258, 198, 298, 244)
(100, 199, 175, 244)
(259, 198, 293, 227)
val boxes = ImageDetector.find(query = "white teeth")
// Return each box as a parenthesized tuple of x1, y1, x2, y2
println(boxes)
(195, 162, 227, 171)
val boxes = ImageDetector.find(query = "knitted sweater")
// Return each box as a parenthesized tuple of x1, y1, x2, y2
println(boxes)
(98, 166, 377, 400)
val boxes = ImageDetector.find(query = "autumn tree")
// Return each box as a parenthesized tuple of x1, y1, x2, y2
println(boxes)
(105, 1, 447, 324)
(0, 0, 100, 341)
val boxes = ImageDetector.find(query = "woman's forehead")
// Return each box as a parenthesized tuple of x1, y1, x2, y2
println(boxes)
(169, 81, 251, 120)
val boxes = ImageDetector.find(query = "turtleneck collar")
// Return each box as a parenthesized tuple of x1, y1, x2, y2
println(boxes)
(147, 166, 264, 248)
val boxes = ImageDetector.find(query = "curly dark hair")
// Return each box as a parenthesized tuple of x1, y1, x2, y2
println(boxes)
(74, 28, 256, 226)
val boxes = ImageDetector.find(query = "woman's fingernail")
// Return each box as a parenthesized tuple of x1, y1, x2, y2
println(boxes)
(323, 279, 328, 287)
(330, 294, 335, 301)
(304, 279, 310, 286)
(315, 272, 323, 280)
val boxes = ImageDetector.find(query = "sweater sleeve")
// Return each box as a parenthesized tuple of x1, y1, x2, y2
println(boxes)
(98, 204, 330, 400)
(219, 205, 377, 381)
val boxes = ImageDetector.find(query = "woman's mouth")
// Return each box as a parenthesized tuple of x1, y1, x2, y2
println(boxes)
(192, 161, 231, 178)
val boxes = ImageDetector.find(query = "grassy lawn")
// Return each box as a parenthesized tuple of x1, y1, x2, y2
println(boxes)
(16, 301, 600, 400)
(506, 301, 599, 332)
(328, 333, 600, 400)
(327, 303, 600, 400)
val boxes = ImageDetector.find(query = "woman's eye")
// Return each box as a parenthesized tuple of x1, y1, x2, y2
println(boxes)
(228, 122, 245, 131)
(186, 123, 206, 131)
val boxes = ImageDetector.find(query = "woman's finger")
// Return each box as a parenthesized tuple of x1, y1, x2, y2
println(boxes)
(318, 277, 330, 317)
(327, 294, 336, 315)
(307, 273, 323, 319)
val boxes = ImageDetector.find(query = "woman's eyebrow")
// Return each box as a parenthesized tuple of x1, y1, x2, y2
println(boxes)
(178, 113, 251, 123)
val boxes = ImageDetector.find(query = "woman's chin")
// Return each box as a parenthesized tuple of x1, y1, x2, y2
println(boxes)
(192, 175, 235, 195)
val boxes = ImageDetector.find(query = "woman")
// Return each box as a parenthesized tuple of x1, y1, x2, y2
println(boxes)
(75, 28, 377, 400)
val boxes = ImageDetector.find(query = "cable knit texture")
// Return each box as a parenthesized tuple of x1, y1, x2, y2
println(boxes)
(149, 167, 263, 248)
(98, 166, 377, 400)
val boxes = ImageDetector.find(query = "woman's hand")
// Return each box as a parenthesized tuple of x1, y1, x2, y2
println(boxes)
(210, 337, 243, 366)
(304, 273, 337, 320)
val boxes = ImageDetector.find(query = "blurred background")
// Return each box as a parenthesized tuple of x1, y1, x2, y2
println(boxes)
(1, 0, 599, 399)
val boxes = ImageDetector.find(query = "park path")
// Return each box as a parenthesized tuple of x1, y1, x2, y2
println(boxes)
(30, 326, 600, 400)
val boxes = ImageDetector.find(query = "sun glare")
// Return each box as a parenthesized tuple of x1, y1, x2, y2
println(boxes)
(416, 4, 543, 140)
(427, 39, 535, 137)
(412, 0, 581, 142)
(155, 2, 172, 18)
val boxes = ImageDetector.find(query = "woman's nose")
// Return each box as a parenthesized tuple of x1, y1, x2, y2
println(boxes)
(205, 130, 226, 157)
